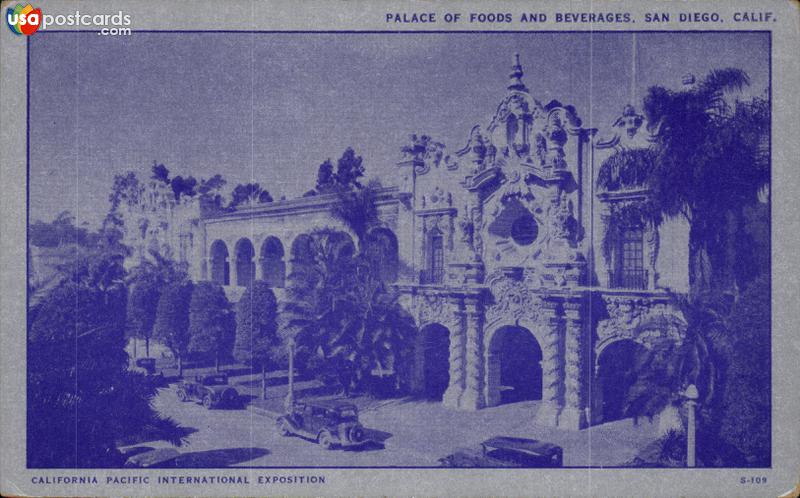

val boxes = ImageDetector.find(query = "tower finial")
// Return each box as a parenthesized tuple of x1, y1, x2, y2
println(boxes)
(508, 52, 527, 92)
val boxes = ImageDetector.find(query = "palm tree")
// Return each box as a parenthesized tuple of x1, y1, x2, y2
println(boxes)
(604, 72, 768, 462)
(642, 68, 768, 300)
(278, 229, 359, 373)
(324, 260, 415, 395)
(330, 179, 382, 244)
(279, 229, 414, 396)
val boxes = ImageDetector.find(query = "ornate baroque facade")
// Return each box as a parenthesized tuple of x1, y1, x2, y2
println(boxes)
(139, 55, 690, 430)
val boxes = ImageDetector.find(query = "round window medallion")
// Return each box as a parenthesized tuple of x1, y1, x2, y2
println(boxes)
(511, 213, 538, 246)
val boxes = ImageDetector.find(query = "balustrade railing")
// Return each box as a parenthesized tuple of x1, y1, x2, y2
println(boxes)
(420, 268, 444, 285)
(608, 269, 648, 290)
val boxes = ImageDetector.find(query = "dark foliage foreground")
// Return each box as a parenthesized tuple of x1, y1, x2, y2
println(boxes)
(27, 228, 188, 467)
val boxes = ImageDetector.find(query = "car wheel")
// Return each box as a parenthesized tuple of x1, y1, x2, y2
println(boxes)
(277, 419, 291, 437)
(202, 395, 213, 409)
(176, 390, 187, 402)
(318, 430, 334, 450)
(349, 426, 364, 443)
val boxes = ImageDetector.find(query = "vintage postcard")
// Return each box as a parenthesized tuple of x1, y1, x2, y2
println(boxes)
(1, 0, 799, 496)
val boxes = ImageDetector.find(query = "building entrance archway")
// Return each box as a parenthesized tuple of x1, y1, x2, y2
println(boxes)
(487, 325, 542, 406)
(418, 323, 450, 400)
(594, 339, 648, 424)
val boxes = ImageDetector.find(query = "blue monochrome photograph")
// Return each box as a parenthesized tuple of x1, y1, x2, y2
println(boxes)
(25, 31, 770, 469)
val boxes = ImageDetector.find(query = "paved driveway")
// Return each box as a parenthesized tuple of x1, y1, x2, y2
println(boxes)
(128, 386, 659, 467)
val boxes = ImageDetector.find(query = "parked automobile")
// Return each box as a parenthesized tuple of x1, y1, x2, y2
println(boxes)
(438, 436, 563, 467)
(276, 400, 367, 450)
(130, 357, 165, 386)
(175, 373, 239, 409)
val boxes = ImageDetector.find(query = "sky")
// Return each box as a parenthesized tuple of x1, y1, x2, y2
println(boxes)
(28, 32, 769, 228)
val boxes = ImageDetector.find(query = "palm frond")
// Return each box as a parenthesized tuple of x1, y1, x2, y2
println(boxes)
(699, 68, 750, 97)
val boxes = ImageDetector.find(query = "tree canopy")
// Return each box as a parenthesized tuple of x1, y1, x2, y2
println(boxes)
(188, 282, 235, 370)
(170, 175, 198, 201)
(618, 69, 771, 467)
(228, 182, 273, 209)
(310, 147, 367, 196)
(643, 70, 768, 298)
(280, 228, 414, 396)
(234, 281, 279, 368)
(331, 179, 382, 243)
(28, 278, 184, 467)
(153, 280, 194, 370)
(151, 162, 170, 184)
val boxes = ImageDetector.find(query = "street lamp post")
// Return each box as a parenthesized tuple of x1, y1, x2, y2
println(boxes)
(284, 337, 296, 411)
(684, 384, 699, 467)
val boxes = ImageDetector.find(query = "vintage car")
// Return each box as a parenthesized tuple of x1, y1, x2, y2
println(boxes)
(129, 357, 166, 386)
(276, 400, 366, 450)
(175, 373, 239, 409)
(438, 436, 563, 468)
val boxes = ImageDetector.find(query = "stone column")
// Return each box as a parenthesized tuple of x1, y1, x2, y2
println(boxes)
(485, 347, 501, 408)
(560, 299, 588, 429)
(204, 257, 212, 282)
(459, 296, 485, 410)
(442, 297, 466, 409)
(230, 254, 238, 287)
(646, 223, 660, 289)
(416, 217, 428, 283)
(255, 257, 265, 282)
(599, 203, 613, 287)
(535, 299, 563, 426)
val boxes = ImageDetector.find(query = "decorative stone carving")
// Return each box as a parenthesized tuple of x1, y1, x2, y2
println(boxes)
(458, 206, 474, 245)
(448, 213, 455, 251)
(442, 297, 466, 408)
(561, 300, 588, 429)
(458, 202, 485, 263)
(616, 104, 644, 138)
(400, 134, 445, 176)
(536, 300, 563, 426)
(458, 205, 476, 255)
(456, 125, 490, 173)
(596, 296, 687, 352)
(417, 292, 457, 330)
(548, 191, 578, 246)
(460, 297, 485, 410)
(472, 205, 484, 259)
(429, 186, 445, 205)
(595, 104, 652, 151)
(485, 276, 543, 326)
(544, 112, 568, 170)
(534, 133, 547, 166)
(646, 223, 660, 288)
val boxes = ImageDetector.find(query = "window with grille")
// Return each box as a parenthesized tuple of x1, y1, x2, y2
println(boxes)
(613, 227, 646, 289)
(424, 230, 444, 284)
(622, 228, 643, 272)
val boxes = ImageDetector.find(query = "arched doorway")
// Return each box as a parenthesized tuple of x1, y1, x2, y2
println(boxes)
(234, 238, 255, 287)
(363, 227, 399, 283)
(419, 323, 450, 400)
(260, 236, 285, 288)
(595, 339, 648, 424)
(210, 240, 229, 285)
(487, 326, 542, 406)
